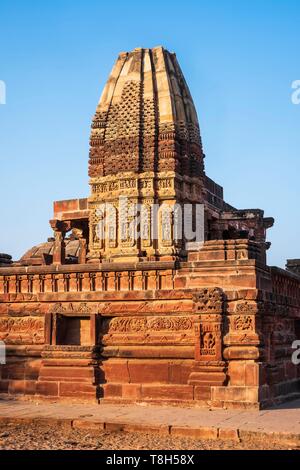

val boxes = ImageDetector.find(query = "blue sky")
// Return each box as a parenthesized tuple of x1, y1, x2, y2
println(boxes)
(0, 0, 299, 267)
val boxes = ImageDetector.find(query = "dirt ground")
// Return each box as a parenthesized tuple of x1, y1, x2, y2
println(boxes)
(0, 422, 297, 450)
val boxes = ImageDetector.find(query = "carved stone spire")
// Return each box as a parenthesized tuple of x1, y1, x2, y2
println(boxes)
(88, 47, 205, 262)
(89, 46, 204, 178)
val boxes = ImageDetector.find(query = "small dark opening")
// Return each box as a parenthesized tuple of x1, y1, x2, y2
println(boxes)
(56, 316, 90, 346)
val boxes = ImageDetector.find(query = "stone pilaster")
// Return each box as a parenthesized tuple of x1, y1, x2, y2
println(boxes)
(188, 288, 227, 401)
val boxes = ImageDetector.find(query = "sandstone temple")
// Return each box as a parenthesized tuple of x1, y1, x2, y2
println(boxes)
(1, 47, 300, 408)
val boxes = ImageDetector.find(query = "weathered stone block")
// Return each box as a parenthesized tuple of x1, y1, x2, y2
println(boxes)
(194, 385, 211, 400)
(36, 381, 59, 396)
(102, 361, 130, 383)
(128, 361, 169, 384)
(59, 382, 96, 397)
(171, 426, 218, 440)
(122, 384, 142, 399)
(212, 386, 259, 403)
(141, 384, 193, 401)
(102, 383, 123, 398)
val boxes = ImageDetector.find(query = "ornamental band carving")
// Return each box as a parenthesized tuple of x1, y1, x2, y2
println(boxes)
(0, 317, 44, 344)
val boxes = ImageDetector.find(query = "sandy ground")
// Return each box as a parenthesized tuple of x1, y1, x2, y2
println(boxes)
(0, 422, 297, 450)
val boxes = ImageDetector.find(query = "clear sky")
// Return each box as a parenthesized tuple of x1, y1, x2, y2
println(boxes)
(0, 0, 299, 267)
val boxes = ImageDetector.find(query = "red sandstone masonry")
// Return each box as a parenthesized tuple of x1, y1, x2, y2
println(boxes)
(1, 46, 300, 412)
(172, 426, 218, 440)
(1, 243, 300, 408)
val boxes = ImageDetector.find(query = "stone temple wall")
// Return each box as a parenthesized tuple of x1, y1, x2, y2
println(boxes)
(1, 240, 299, 409)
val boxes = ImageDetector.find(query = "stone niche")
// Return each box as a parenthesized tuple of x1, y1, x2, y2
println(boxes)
(46, 302, 98, 347)
(56, 316, 91, 346)
(35, 303, 100, 400)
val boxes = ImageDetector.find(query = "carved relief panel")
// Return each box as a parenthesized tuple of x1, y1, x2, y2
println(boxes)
(100, 315, 195, 346)
(193, 288, 224, 361)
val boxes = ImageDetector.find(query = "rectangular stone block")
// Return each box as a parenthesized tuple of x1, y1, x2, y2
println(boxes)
(194, 385, 211, 400)
(212, 386, 259, 403)
(227, 361, 259, 387)
(141, 384, 193, 401)
(168, 361, 193, 384)
(39, 366, 94, 382)
(25, 380, 37, 394)
(102, 361, 130, 383)
(122, 384, 142, 399)
(171, 426, 218, 440)
(196, 250, 225, 261)
(72, 420, 104, 431)
(174, 277, 187, 288)
(8, 380, 26, 394)
(218, 428, 239, 440)
(103, 383, 123, 398)
(228, 361, 246, 386)
(128, 361, 169, 383)
(59, 382, 96, 397)
(245, 362, 259, 386)
(36, 381, 59, 396)
(123, 424, 170, 435)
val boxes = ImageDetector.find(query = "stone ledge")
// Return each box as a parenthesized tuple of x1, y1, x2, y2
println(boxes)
(0, 414, 299, 446)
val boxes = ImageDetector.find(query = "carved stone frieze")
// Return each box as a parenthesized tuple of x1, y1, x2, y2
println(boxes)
(0, 317, 44, 344)
(193, 288, 224, 315)
(49, 302, 98, 315)
(101, 315, 194, 345)
(233, 315, 254, 331)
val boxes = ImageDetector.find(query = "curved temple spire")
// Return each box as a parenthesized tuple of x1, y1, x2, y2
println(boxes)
(88, 47, 206, 262)
(89, 46, 204, 178)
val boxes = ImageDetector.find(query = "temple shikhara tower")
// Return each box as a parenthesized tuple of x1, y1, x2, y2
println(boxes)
(88, 47, 206, 262)
(1, 47, 300, 408)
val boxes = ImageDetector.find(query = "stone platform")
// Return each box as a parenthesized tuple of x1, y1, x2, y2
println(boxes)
(0, 397, 300, 446)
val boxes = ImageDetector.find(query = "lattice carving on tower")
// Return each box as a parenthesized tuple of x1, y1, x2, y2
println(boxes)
(88, 47, 206, 261)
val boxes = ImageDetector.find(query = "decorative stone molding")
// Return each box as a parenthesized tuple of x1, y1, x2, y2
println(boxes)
(48, 302, 98, 315)
(193, 288, 224, 315)
(0, 317, 44, 344)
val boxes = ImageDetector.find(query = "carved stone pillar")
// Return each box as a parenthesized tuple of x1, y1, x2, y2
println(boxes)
(53, 231, 65, 265)
(188, 288, 227, 401)
(50, 219, 72, 265)
(78, 238, 87, 264)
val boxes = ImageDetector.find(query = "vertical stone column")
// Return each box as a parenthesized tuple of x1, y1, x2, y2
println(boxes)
(188, 288, 227, 401)
(44, 313, 52, 345)
(53, 231, 65, 265)
(219, 295, 261, 406)
(50, 220, 72, 265)
(90, 314, 97, 345)
(78, 238, 87, 264)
